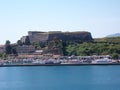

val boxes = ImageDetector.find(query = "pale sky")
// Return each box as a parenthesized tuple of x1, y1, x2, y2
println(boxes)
(0, 0, 120, 44)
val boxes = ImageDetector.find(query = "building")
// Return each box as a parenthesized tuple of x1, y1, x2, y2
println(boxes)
(0, 45, 5, 53)
(16, 45, 35, 54)
(20, 31, 93, 44)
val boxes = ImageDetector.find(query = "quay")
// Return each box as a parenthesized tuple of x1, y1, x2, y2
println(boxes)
(1, 63, 120, 67)
(0, 55, 120, 67)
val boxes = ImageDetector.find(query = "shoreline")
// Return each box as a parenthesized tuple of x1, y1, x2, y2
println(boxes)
(1, 63, 120, 67)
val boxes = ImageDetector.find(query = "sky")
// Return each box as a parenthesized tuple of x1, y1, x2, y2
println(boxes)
(0, 0, 120, 44)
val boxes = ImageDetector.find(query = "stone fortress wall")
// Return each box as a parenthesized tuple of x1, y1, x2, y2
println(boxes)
(21, 31, 93, 44)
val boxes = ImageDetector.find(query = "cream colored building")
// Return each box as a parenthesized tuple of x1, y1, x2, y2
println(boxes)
(16, 45, 35, 54)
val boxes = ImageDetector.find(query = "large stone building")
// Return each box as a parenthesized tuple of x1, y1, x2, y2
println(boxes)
(20, 31, 93, 44)
(16, 45, 35, 54)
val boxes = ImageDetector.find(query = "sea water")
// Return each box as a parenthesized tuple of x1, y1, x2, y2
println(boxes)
(0, 66, 120, 90)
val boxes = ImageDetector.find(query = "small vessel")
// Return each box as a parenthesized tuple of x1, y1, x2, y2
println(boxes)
(45, 60, 61, 64)
(94, 58, 112, 64)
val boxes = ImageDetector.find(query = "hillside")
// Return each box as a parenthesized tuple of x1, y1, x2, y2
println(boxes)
(106, 33, 120, 37)
(94, 37, 120, 44)
(63, 37, 120, 56)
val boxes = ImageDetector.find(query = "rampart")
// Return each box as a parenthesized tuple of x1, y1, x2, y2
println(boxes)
(21, 31, 93, 44)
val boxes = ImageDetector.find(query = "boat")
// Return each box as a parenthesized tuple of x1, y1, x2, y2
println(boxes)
(94, 58, 112, 64)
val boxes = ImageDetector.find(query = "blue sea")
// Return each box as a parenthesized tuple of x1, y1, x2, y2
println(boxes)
(0, 66, 120, 90)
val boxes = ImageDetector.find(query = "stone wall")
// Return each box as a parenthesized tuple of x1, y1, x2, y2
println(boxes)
(21, 31, 93, 44)
(48, 32, 93, 42)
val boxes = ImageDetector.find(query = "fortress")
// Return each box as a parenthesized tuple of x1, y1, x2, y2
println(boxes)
(20, 31, 93, 44)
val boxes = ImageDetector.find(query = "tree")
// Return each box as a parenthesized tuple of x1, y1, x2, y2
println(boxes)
(6, 40, 10, 45)
(0, 53, 7, 59)
(66, 43, 79, 56)
(17, 40, 23, 46)
(39, 42, 46, 48)
(32, 42, 40, 49)
(48, 37, 63, 49)
(12, 47, 17, 55)
(112, 53, 119, 59)
(5, 40, 12, 54)
(24, 36, 31, 45)
(48, 37, 63, 55)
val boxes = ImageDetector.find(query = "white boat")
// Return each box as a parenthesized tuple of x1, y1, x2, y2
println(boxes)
(94, 58, 112, 64)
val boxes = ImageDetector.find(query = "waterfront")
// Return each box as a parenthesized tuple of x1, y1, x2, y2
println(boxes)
(0, 55, 120, 66)
(0, 66, 120, 90)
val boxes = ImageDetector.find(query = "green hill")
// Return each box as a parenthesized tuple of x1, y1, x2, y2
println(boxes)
(94, 37, 120, 44)
(63, 37, 120, 56)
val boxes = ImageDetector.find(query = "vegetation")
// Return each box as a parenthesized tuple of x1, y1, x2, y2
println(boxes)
(64, 42, 120, 56)
(24, 36, 31, 45)
(47, 37, 63, 55)
(0, 53, 7, 59)
(4, 40, 17, 55)
(94, 37, 120, 44)
(17, 40, 23, 46)
(63, 37, 120, 56)
(2, 37, 120, 57)
(112, 53, 119, 59)
(5, 40, 12, 54)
